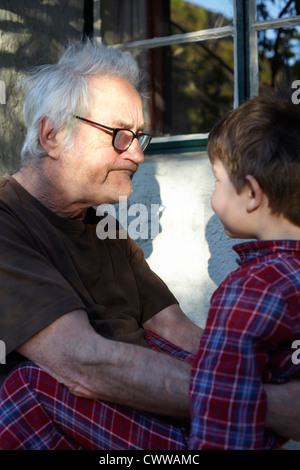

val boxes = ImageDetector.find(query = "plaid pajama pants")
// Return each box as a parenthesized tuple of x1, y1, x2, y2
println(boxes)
(0, 331, 193, 450)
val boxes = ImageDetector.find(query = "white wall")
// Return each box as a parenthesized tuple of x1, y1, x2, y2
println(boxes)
(129, 151, 245, 328)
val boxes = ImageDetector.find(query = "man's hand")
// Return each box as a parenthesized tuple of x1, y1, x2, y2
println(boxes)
(265, 381, 300, 441)
(143, 304, 203, 355)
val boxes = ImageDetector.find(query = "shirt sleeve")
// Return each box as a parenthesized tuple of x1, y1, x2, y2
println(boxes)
(0, 212, 85, 354)
(189, 271, 290, 450)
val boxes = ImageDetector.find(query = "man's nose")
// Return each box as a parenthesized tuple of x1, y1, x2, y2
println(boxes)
(122, 138, 145, 164)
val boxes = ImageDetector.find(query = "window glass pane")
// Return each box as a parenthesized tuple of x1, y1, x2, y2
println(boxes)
(132, 39, 234, 136)
(100, 0, 233, 137)
(170, 0, 233, 34)
(100, 0, 233, 45)
(188, 0, 234, 28)
(257, 0, 300, 20)
(258, 26, 300, 89)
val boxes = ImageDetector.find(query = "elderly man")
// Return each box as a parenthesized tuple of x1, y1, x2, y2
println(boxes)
(0, 39, 299, 450)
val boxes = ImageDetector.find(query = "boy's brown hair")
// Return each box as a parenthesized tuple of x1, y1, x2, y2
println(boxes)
(207, 88, 300, 226)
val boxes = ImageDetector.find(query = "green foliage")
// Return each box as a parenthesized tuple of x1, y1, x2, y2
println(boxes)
(158, 0, 234, 135)
(257, 0, 300, 89)
(155, 0, 300, 135)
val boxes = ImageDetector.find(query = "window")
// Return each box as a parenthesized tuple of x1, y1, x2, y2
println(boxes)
(93, 0, 300, 150)
(256, 0, 300, 90)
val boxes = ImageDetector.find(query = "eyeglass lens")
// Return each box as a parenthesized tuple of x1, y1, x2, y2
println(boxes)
(114, 130, 133, 151)
(114, 130, 151, 152)
(138, 134, 151, 151)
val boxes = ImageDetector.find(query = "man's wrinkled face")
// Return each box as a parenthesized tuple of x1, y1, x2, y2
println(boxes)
(58, 75, 146, 206)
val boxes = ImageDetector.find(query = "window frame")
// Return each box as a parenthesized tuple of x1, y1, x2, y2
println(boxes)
(94, 0, 300, 153)
(240, 1, 300, 101)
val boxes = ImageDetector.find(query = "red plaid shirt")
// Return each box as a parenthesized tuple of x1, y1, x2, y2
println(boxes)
(189, 240, 300, 450)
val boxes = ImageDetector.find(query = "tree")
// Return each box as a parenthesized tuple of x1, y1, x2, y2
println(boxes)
(257, 0, 300, 88)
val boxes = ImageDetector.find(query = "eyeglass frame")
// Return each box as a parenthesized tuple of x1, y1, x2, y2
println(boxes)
(73, 115, 152, 152)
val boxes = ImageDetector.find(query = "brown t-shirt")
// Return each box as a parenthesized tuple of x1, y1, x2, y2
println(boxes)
(0, 175, 178, 375)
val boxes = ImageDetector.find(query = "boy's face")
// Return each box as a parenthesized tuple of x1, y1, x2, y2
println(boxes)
(211, 159, 253, 239)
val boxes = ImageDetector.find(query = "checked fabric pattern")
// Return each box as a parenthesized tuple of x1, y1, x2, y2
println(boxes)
(0, 330, 193, 450)
(189, 241, 300, 450)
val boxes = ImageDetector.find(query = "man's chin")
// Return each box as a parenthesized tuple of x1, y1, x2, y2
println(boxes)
(99, 190, 133, 206)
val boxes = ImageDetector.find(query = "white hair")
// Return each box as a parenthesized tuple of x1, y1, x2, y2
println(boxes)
(20, 39, 141, 165)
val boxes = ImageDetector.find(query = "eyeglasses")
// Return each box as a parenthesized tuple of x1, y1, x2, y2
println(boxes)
(74, 115, 152, 152)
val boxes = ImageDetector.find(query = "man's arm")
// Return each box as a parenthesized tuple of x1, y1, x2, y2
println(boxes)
(16, 308, 300, 439)
(143, 304, 203, 354)
(17, 309, 191, 418)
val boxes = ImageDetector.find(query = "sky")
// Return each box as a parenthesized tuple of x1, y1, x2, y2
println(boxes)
(190, 0, 234, 18)
(189, 0, 282, 19)
(190, 0, 300, 63)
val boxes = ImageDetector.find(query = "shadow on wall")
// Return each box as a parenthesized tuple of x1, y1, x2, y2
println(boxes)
(0, 0, 83, 71)
(0, 0, 84, 175)
(205, 214, 247, 286)
(129, 158, 162, 259)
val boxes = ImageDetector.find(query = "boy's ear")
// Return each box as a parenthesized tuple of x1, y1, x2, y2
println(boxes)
(245, 175, 264, 213)
(39, 116, 60, 159)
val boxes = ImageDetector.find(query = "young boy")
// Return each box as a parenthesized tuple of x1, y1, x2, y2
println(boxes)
(189, 89, 300, 450)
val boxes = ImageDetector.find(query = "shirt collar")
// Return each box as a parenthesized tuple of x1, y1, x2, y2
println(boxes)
(233, 240, 300, 266)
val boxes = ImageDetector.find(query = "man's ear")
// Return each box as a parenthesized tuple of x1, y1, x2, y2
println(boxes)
(245, 175, 264, 213)
(39, 116, 60, 159)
